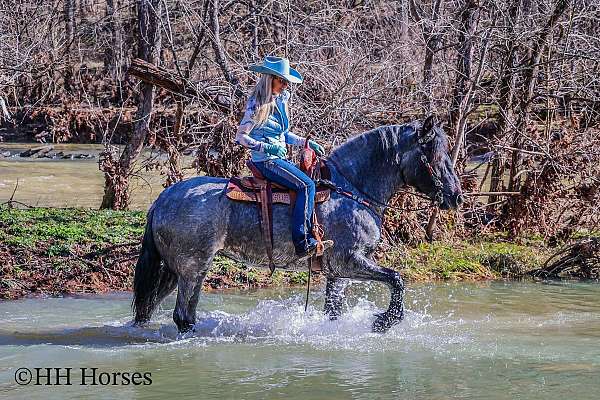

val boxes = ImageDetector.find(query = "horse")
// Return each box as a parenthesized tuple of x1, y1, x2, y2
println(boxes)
(132, 116, 463, 334)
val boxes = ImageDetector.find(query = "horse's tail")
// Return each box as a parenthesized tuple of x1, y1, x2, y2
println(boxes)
(133, 205, 177, 325)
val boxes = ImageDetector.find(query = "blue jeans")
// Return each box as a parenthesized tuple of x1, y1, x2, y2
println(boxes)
(253, 158, 316, 254)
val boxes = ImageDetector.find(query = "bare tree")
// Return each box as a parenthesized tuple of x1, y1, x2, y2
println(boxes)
(1, 0, 598, 241)
(409, 0, 445, 113)
(104, 0, 123, 80)
(64, 0, 76, 92)
(100, 0, 163, 210)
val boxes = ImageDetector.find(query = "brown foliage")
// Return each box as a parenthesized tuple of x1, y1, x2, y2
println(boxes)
(2, 0, 599, 241)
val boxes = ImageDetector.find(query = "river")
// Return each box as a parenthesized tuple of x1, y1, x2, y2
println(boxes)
(1, 281, 599, 399)
(0, 143, 194, 209)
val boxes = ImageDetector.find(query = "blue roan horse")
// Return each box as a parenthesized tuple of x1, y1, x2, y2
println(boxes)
(133, 116, 463, 333)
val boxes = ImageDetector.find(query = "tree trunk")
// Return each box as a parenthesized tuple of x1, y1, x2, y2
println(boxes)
(426, 0, 481, 241)
(100, 0, 163, 210)
(507, 0, 570, 193)
(449, 0, 478, 131)
(64, 0, 76, 92)
(104, 0, 122, 80)
(250, 0, 260, 57)
(209, 0, 238, 87)
(409, 0, 445, 241)
(164, 101, 185, 188)
(186, 0, 210, 79)
(398, 0, 410, 41)
(408, 0, 444, 113)
(78, 0, 91, 21)
(422, 0, 443, 83)
(488, 0, 524, 206)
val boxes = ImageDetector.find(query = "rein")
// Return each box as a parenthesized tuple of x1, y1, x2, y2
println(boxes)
(322, 154, 440, 218)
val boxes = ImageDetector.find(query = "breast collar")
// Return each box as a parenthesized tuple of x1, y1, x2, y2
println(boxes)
(324, 157, 386, 221)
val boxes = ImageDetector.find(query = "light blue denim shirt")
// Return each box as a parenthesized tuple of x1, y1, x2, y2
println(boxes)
(237, 90, 305, 162)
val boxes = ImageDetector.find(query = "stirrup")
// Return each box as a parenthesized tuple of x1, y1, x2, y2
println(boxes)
(296, 240, 334, 262)
(315, 239, 334, 257)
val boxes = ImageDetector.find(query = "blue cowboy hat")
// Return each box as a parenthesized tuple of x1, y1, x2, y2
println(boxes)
(249, 56, 303, 84)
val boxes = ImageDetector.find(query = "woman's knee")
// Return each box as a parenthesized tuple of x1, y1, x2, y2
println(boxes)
(306, 180, 315, 196)
(296, 179, 314, 196)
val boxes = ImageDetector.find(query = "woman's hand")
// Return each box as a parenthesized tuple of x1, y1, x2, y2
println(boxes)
(308, 140, 325, 156)
(263, 143, 288, 158)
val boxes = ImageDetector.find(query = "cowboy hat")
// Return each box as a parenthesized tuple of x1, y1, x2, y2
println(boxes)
(249, 56, 303, 84)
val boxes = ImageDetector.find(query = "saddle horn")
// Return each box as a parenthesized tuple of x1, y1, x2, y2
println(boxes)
(300, 134, 318, 173)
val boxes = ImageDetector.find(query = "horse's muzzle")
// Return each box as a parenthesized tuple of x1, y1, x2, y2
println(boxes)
(455, 193, 465, 207)
(440, 192, 463, 210)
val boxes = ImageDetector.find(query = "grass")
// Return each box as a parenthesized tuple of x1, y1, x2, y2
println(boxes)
(0, 206, 146, 248)
(1, 205, 563, 299)
(379, 239, 550, 281)
(0, 206, 309, 296)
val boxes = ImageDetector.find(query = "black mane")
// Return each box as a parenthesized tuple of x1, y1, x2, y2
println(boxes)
(330, 122, 449, 167)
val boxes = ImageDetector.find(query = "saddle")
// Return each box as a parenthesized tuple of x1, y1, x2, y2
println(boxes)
(225, 141, 332, 274)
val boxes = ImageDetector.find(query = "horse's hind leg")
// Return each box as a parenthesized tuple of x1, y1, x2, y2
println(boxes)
(172, 258, 211, 333)
(173, 276, 204, 333)
(349, 254, 405, 333)
(155, 262, 178, 304)
(324, 277, 348, 320)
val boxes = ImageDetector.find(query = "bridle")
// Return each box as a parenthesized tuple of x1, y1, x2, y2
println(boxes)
(416, 125, 445, 206)
(418, 150, 444, 207)
(320, 133, 446, 219)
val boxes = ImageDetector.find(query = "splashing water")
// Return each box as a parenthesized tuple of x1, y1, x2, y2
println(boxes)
(1, 281, 599, 400)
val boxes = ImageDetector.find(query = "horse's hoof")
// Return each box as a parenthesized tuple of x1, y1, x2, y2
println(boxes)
(372, 313, 400, 333)
(325, 307, 341, 321)
(177, 323, 195, 334)
(132, 320, 149, 328)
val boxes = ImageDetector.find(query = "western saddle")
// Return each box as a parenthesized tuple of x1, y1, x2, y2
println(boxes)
(225, 142, 332, 274)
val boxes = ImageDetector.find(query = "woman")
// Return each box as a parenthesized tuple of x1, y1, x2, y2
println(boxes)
(236, 56, 333, 259)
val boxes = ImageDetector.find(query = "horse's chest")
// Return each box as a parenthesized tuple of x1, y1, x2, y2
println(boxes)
(324, 201, 381, 242)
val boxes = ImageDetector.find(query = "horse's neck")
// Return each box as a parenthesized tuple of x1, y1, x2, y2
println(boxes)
(330, 128, 407, 205)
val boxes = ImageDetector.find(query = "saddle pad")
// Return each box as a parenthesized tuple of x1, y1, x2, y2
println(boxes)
(239, 176, 288, 191)
(226, 178, 330, 204)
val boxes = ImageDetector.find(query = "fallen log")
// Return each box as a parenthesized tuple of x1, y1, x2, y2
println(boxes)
(127, 58, 237, 111)
(531, 237, 600, 279)
(19, 145, 53, 158)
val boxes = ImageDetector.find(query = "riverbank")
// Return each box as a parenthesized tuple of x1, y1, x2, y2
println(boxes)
(0, 206, 555, 300)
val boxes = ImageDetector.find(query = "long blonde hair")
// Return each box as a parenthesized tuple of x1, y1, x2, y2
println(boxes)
(250, 74, 275, 127)
(251, 74, 291, 128)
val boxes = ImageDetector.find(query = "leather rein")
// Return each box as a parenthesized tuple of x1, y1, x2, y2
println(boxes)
(320, 143, 444, 219)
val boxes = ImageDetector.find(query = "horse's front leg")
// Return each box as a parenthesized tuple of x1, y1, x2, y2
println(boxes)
(324, 277, 348, 320)
(349, 253, 405, 333)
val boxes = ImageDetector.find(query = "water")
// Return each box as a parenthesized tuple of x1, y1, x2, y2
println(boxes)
(0, 281, 599, 399)
(0, 143, 195, 209)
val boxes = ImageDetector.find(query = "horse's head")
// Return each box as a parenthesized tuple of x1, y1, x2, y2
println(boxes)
(401, 116, 463, 210)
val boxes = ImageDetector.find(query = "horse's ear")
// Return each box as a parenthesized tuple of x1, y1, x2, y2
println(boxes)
(419, 115, 437, 144)
(423, 115, 436, 133)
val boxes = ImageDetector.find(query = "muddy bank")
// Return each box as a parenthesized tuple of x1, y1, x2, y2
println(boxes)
(0, 207, 312, 300)
(1, 206, 594, 300)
